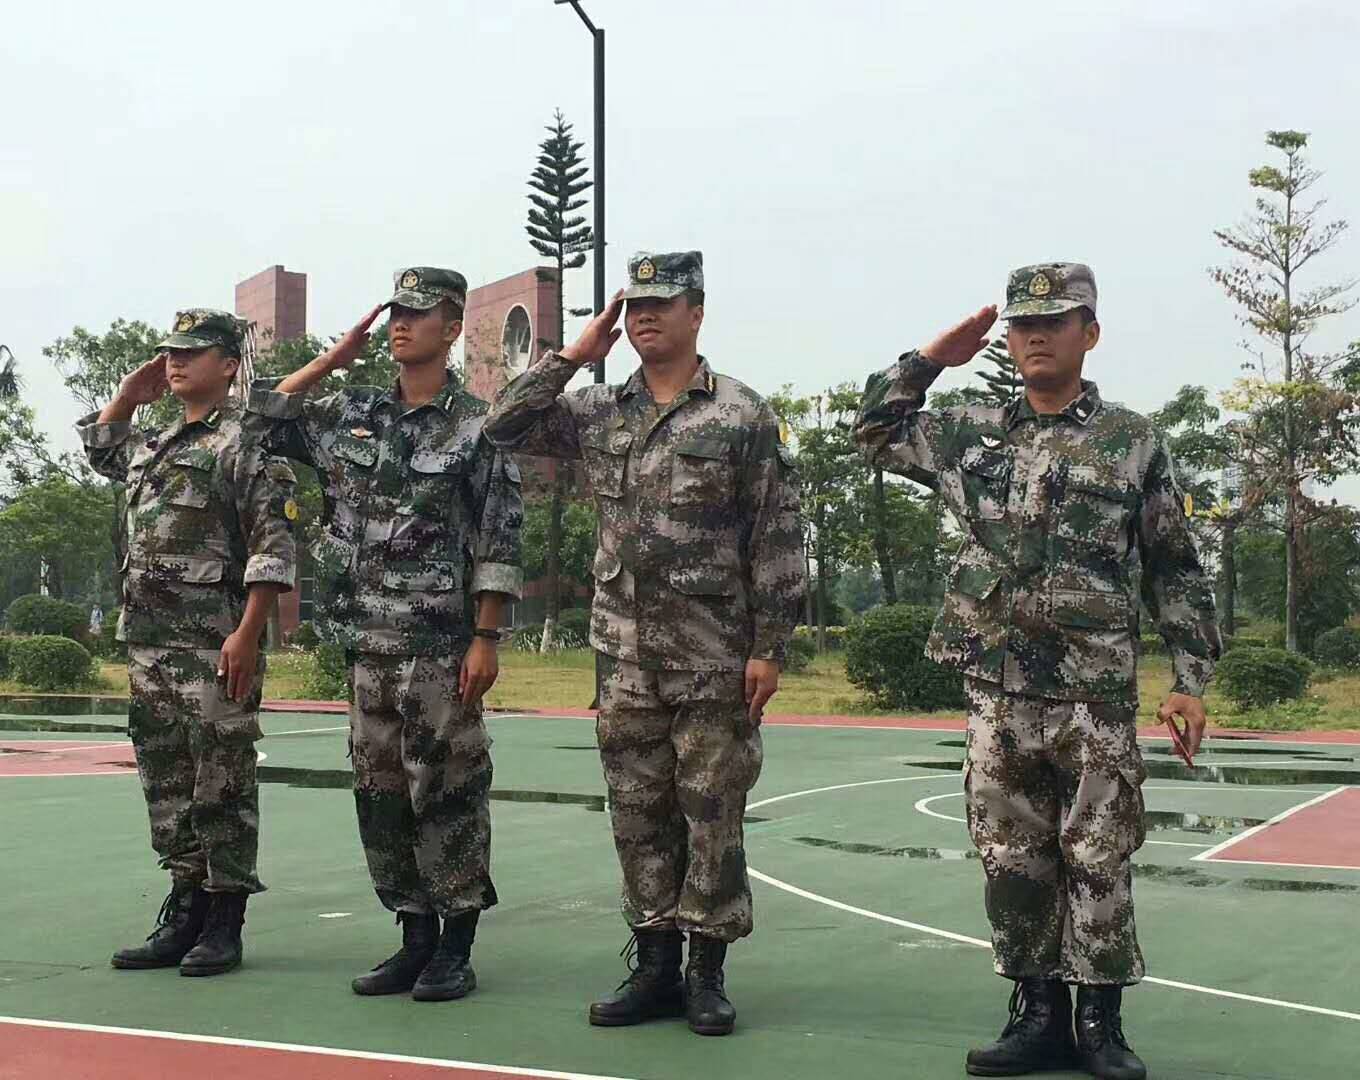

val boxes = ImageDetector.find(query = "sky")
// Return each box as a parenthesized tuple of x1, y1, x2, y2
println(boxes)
(2, 0, 1357, 499)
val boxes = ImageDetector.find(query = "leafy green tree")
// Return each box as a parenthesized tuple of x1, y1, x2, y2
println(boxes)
(0, 476, 115, 600)
(0, 346, 19, 400)
(1210, 129, 1360, 651)
(46, 319, 174, 427)
(521, 499, 598, 599)
(525, 109, 594, 650)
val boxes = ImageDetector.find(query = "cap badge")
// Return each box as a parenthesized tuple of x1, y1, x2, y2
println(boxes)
(399, 270, 420, 289)
(636, 259, 656, 282)
(174, 313, 197, 333)
(1028, 272, 1052, 298)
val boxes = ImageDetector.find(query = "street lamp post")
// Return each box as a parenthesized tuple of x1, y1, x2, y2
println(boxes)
(554, 0, 606, 384)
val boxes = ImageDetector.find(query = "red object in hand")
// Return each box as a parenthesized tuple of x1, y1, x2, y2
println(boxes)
(1164, 715, 1195, 767)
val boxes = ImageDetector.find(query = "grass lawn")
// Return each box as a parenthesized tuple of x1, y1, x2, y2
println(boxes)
(5, 648, 1357, 733)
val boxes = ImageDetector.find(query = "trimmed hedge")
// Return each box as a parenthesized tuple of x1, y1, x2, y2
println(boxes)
(302, 642, 353, 702)
(1217, 647, 1312, 710)
(555, 607, 592, 642)
(8, 635, 96, 691)
(845, 604, 965, 711)
(289, 621, 321, 649)
(1312, 626, 1360, 670)
(6, 595, 88, 642)
(1225, 634, 1269, 652)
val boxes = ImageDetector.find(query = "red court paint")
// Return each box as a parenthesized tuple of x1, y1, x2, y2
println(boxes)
(0, 741, 135, 777)
(0, 1020, 628, 1080)
(1202, 786, 1360, 870)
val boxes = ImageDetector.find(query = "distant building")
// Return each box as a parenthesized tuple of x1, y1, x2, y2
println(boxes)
(236, 265, 308, 638)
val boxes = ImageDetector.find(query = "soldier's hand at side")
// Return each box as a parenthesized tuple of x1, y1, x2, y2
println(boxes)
(460, 637, 499, 707)
(920, 306, 999, 368)
(218, 630, 260, 704)
(116, 353, 171, 406)
(745, 658, 780, 728)
(1158, 693, 1207, 758)
(321, 305, 384, 372)
(559, 290, 625, 368)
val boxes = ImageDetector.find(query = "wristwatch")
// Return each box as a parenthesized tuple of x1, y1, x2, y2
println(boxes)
(473, 627, 502, 642)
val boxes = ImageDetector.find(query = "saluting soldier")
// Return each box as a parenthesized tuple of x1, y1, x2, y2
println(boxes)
(79, 309, 297, 977)
(484, 251, 805, 1036)
(248, 267, 523, 1002)
(855, 264, 1220, 1079)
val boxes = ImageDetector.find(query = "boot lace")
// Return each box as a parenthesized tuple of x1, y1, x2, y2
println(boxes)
(1000, 980, 1053, 1043)
(146, 889, 190, 940)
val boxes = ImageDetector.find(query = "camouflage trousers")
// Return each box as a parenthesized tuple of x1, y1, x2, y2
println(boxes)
(349, 651, 496, 917)
(596, 656, 764, 943)
(964, 678, 1148, 986)
(126, 645, 265, 894)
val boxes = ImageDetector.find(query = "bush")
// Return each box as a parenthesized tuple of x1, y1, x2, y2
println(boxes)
(1217, 647, 1312, 710)
(0, 633, 16, 678)
(1137, 631, 1165, 656)
(555, 607, 593, 642)
(301, 642, 353, 701)
(6, 594, 88, 643)
(783, 633, 816, 673)
(289, 621, 321, 649)
(8, 635, 96, 691)
(1312, 626, 1360, 670)
(512, 623, 588, 651)
(844, 604, 965, 711)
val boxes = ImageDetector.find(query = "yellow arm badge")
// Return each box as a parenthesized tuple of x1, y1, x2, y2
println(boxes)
(1184, 492, 1194, 518)
(284, 498, 299, 522)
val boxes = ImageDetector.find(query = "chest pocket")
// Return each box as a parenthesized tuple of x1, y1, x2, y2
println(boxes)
(583, 430, 633, 500)
(1056, 466, 1132, 549)
(166, 449, 217, 510)
(406, 445, 474, 520)
(959, 445, 1011, 522)
(672, 436, 733, 508)
(331, 434, 379, 500)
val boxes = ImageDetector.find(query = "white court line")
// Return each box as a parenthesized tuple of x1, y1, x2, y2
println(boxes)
(748, 776, 1360, 1024)
(1191, 786, 1350, 864)
(0, 743, 120, 753)
(266, 725, 348, 737)
(0, 1016, 639, 1080)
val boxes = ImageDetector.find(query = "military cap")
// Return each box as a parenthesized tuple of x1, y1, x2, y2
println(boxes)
(157, 309, 249, 356)
(621, 250, 704, 300)
(386, 266, 468, 312)
(1000, 262, 1097, 320)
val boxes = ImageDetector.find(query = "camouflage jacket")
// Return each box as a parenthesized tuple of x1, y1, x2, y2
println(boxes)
(855, 352, 1221, 703)
(248, 371, 523, 657)
(77, 399, 297, 650)
(484, 353, 804, 671)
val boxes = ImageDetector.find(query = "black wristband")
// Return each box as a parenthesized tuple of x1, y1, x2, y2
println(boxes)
(473, 627, 501, 641)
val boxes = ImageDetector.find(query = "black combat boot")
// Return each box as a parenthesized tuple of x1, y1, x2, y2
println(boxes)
(588, 930, 685, 1026)
(180, 892, 249, 977)
(352, 911, 440, 995)
(412, 911, 479, 1002)
(685, 934, 736, 1036)
(966, 978, 1079, 1076)
(111, 885, 210, 969)
(1075, 986, 1146, 1080)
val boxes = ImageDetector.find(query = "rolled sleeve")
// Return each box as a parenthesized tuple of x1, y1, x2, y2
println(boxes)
(247, 380, 305, 421)
(76, 412, 133, 450)
(471, 561, 524, 599)
(244, 553, 294, 588)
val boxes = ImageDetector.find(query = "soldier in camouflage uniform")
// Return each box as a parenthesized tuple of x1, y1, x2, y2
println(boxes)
(79, 309, 297, 978)
(855, 264, 1220, 1080)
(248, 267, 523, 1002)
(484, 251, 804, 1036)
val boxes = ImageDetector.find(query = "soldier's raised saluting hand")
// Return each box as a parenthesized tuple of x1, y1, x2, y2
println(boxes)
(920, 305, 998, 368)
(116, 352, 172, 406)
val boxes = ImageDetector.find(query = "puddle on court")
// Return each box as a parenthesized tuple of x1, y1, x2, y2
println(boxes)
(903, 758, 1360, 786)
(0, 695, 129, 717)
(795, 837, 979, 860)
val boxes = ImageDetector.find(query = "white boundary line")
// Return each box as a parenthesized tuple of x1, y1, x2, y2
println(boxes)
(267, 725, 348, 736)
(748, 775, 1360, 1024)
(0, 1016, 640, 1080)
(1191, 787, 1349, 863)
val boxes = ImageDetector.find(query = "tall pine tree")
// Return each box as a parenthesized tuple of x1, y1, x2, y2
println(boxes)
(526, 110, 594, 650)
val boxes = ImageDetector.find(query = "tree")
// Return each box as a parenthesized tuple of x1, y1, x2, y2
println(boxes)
(0, 476, 116, 600)
(521, 500, 599, 602)
(0, 346, 19, 400)
(770, 384, 863, 650)
(46, 319, 173, 428)
(525, 109, 594, 651)
(1210, 129, 1359, 651)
